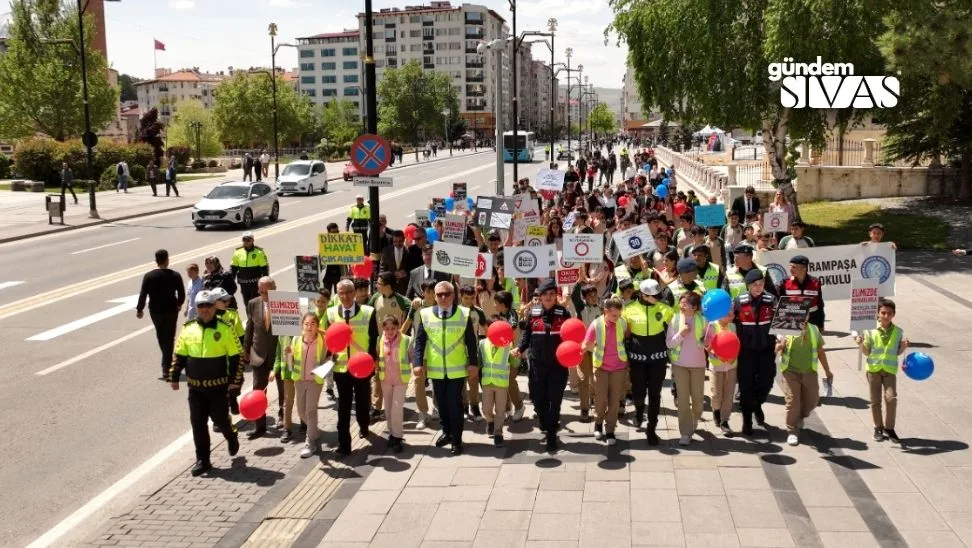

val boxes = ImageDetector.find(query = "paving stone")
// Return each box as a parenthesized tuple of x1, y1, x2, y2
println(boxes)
(630, 471, 676, 490)
(872, 492, 950, 531)
(582, 481, 629, 502)
(727, 491, 785, 529)
(472, 529, 528, 548)
(538, 471, 585, 491)
(409, 467, 457, 487)
(527, 513, 580, 541)
(495, 464, 543, 489)
(584, 461, 630, 481)
(323, 510, 383, 542)
(369, 532, 424, 548)
(580, 505, 631, 545)
(360, 467, 414, 491)
(679, 496, 735, 533)
(486, 487, 537, 511)
(630, 522, 685, 546)
(674, 469, 724, 496)
(816, 532, 880, 548)
(398, 487, 449, 504)
(441, 485, 493, 502)
(805, 506, 869, 532)
(451, 468, 499, 487)
(533, 491, 582, 514)
(719, 467, 771, 491)
(787, 467, 854, 508)
(735, 527, 795, 547)
(630, 489, 681, 522)
(898, 530, 966, 548)
(343, 490, 401, 515)
(684, 532, 740, 547)
(377, 503, 436, 535)
(478, 510, 532, 531)
(524, 542, 578, 548)
(423, 502, 484, 542)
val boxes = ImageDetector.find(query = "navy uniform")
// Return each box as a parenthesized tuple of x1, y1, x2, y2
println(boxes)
(732, 269, 777, 436)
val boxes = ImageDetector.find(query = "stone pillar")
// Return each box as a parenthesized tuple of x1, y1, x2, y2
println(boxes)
(727, 164, 737, 186)
(862, 139, 876, 167)
(798, 140, 810, 166)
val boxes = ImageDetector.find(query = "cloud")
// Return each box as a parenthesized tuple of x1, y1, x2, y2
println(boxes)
(168, 0, 195, 9)
(269, 0, 309, 6)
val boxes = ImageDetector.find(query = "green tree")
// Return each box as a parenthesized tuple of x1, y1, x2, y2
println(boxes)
(0, 0, 118, 141)
(137, 107, 165, 163)
(118, 73, 140, 102)
(377, 60, 460, 160)
(212, 72, 312, 148)
(319, 99, 360, 146)
(878, 0, 972, 198)
(588, 103, 617, 136)
(165, 100, 223, 158)
(609, 0, 887, 215)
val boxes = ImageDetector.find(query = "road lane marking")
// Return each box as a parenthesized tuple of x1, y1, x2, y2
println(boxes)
(0, 281, 25, 290)
(70, 237, 142, 255)
(0, 162, 493, 322)
(35, 325, 155, 376)
(26, 295, 140, 341)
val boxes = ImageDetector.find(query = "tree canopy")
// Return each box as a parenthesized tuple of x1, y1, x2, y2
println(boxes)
(588, 103, 617, 135)
(212, 72, 312, 148)
(317, 99, 360, 146)
(137, 107, 165, 162)
(165, 100, 223, 158)
(0, 0, 118, 141)
(377, 60, 460, 147)
(118, 73, 140, 102)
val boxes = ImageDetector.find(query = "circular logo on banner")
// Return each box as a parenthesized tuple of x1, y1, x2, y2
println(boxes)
(861, 256, 892, 284)
(628, 236, 643, 250)
(561, 257, 576, 269)
(766, 263, 787, 287)
(513, 250, 538, 272)
(769, 217, 781, 229)
(574, 242, 590, 257)
(435, 250, 452, 266)
(475, 254, 488, 277)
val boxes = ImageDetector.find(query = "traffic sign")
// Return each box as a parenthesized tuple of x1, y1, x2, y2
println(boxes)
(350, 133, 391, 176)
(352, 176, 393, 188)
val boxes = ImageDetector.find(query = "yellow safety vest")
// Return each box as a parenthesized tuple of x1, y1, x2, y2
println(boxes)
(349, 205, 370, 221)
(420, 306, 470, 380)
(669, 280, 706, 301)
(700, 262, 721, 291)
(478, 339, 510, 388)
(218, 308, 245, 338)
(325, 305, 375, 374)
(591, 316, 628, 369)
(707, 321, 738, 370)
(865, 324, 902, 375)
(669, 313, 705, 363)
(779, 323, 820, 373)
(378, 334, 412, 382)
(282, 335, 326, 383)
(172, 318, 241, 388)
(623, 299, 672, 337)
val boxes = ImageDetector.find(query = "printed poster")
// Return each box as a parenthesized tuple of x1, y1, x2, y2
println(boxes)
(318, 232, 365, 265)
(537, 169, 566, 192)
(442, 214, 467, 244)
(849, 279, 880, 332)
(763, 211, 789, 232)
(769, 295, 813, 337)
(612, 224, 656, 260)
(693, 204, 726, 228)
(525, 226, 547, 247)
(556, 251, 581, 286)
(295, 256, 320, 297)
(453, 182, 467, 200)
(431, 241, 478, 277)
(474, 196, 517, 230)
(504, 245, 555, 278)
(267, 290, 302, 336)
(563, 233, 604, 263)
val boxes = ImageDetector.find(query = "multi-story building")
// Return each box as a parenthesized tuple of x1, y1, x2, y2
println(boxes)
(528, 59, 556, 137)
(295, 29, 362, 115)
(622, 63, 646, 132)
(134, 68, 224, 125)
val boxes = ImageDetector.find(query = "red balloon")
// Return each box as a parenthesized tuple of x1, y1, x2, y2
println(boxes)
(711, 330, 741, 362)
(556, 341, 584, 368)
(539, 190, 555, 201)
(350, 256, 373, 279)
(348, 353, 376, 379)
(404, 225, 417, 239)
(618, 196, 629, 207)
(487, 321, 515, 347)
(325, 322, 353, 353)
(673, 202, 688, 216)
(560, 318, 586, 344)
(239, 390, 268, 421)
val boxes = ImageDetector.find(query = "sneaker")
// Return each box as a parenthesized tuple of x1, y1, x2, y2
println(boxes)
(678, 435, 691, 446)
(416, 413, 428, 430)
(487, 423, 495, 437)
(787, 434, 799, 446)
(512, 406, 525, 422)
(606, 433, 617, 446)
(325, 388, 335, 400)
(471, 404, 482, 421)
(885, 429, 900, 444)
(280, 430, 292, 443)
(594, 423, 605, 441)
(300, 442, 317, 458)
(720, 421, 732, 436)
(580, 409, 591, 423)
(873, 427, 885, 442)
(494, 434, 505, 448)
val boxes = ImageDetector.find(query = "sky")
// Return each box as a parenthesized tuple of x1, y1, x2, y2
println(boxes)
(102, 0, 626, 89)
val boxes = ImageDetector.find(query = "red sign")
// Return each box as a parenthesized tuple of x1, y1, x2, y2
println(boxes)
(350, 134, 391, 176)
(556, 252, 580, 286)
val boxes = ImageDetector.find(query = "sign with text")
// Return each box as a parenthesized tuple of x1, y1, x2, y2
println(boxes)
(432, 198, 446, 217)
(556, 251, 581, 286)
(431, 241, 478, 277)
(763, 211, 789, 232)
(514, 210, 542, 242)
(537, 169, 566, 192)
(694, 204, 727, 228)
(352, 176, 393, 188)
(267, 290, 302, 336)
(562, 211, 577, 231)
(295, 256, 320, 297)
(474, 196, 517, 229)
(414, 209, 429, 225)
(769, 295, 812, 337)
(525, 225, 547, 247)
(318, 232, 365, 265)
(504, 245, 554, 278)
(475, 251, 494, 279)
(563, 233, 604, 263)
(442, 214, 467, 244)
(453, 182, 467, 200)
(849, 279, 880, 332)
(613, 224, 656, 260)
(514, 193, 540, 214)
(757, 243, 896, 301)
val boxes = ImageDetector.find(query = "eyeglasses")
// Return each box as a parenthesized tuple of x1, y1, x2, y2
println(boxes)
(435, 292, 453, 297)
(197, 303, 214, 308)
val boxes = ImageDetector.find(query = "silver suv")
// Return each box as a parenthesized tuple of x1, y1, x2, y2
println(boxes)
(277, 160, 328, 195)
(192, 181, 280, 230)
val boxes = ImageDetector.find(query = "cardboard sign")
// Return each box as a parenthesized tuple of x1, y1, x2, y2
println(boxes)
(475, 252, 493, 279)
(504, 245, 554, 278)
(432, 198, 447, 217)
(474, 196, 517, 229)
(769, 295, 813, 337)
(537, 169, 566, 192)
(267, 290, 302, 336)
(453, 182, 467, 200)
(556, 251, 581, 286)
(563, 233, 604, 263)
(525, 225, 547, 247)
(694, 204, 727, 228)
(318, 232, 365, 265)
(442, 214, 467, 244)
(414, 209, 430, 225)
(431, 241, 478, 277)
(763, 211, 789, 232)
(849, 279, 880, 332)
(514, 193, 540, 214)
(562, 211, 577, 231)
(612, 224, 656, 260)
(295, 256, 320, 297)
(757, 243, 895, 301)
(513, 210, 541, 242)
(454, 199, 468, 212)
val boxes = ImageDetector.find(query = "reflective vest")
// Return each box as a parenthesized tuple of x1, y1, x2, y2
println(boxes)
(726, 265, 766, 300)
(478, 339, 510, 388)
(503, 278, 521, 309)
(865, 324, 902, 375)
(420, 306, 471, 379)
(378, 334, 412, 383)
(699, 263, 721, 291)
(782, 276, 822, 313)
(669, 280, 706, 301)
(779, 323, 821, 373)
(282, 335, 326, 383)
(591, 316, 628, 369)
(173, 318, 241, 389)
(669, 313, 705, 363)
(622, 299, 671, 337)
(272, 335, 292, 376)
(326, 305, 375, 374)
(218, 308, 245, 338)
(349, 205, 370, 226)
(707, 321, 738, 371)
(230, 246, 269, 285)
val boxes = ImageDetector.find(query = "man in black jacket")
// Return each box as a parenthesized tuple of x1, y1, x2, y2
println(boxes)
(137, 249, 186, 380)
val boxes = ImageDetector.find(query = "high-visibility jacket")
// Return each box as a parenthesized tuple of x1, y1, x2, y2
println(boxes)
(503, 278, 521, 309)
(669, 313, 705, 363)
(707, 321, 738, 371)
(171, 317, 242, 389)
(279, 335, 326, 383)
(623, 298, 671, 362)
(779, 323, 821, 373)
(726, 265, 766, 300)
(420, 306, 471, 379)
(478, 339, 510, 388)
(865, 324, 902, 375)
(669, 280, 706, 301)
(348, 205, 370, 228)
(591, 316, 628, 369)
(326, 305, 375, 374)
(231, 246, 269, 285)
(699, 262, 722, 291)
(218, 308, 245, 338)
(378, 334, 412, 383)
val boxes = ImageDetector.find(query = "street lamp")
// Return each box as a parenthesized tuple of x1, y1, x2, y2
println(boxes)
(188, 120, 202, 164)
(268, 23, 297, 182)
(441, 108, 452, 156)
(478, 38, 507, 195)
(516, 18, 556, 168)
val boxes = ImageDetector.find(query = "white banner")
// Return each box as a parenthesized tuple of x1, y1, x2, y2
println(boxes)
(849, 279, 881, 332)
(431, 241, 478, 277)
(504, 245, 555, 279)
(442, 214, 467, 244)
(267, 290, 302, 336)
(563, 233, 604, 263)
(612, 224, 656, 260)
(756, 243, 896, 301)
(537, 169, 566, 192)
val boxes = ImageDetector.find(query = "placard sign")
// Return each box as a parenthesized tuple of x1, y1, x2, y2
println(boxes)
(694, 204, 727, 227)
(295, 256, 320, 296)
(318, 232, 365, 265)
(475, 252, 493, 279)
(563, 233, 604, 263)
(537, 169, 566, 192)
(562, 211, 577, 231)
(612, 224, 656, 260)
(763, 211, 789, 232)
(453, 182, 467, 200)
(431, 241, 478, 277)
(769, 296, 813, 337)
(525, 226, 547, 247)
(757, 243, 896, 301)
(442, 214, 467, 244)
(504, 245, 554, 278)
(414, 210, 429, 225)
(849, 279, 880, 332)
(432, 198, 447, 217)
(267, 290, 302, 336)
(514, 193, 540, 214)
(474, 196, 517, 229)
(556, 251, 581, 286)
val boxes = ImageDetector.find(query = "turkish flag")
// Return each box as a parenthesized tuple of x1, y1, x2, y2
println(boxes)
(154, 39, 166, 51)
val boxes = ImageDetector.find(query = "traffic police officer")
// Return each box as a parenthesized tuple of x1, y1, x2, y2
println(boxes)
(725, 244, 775, 300)
(346, 194, 371, 253)
(231, 232, 269, 306)
(777, 255, 825, 329)
(169, 290, 242, 476)
(733, 269, 777, 436)
(623, 279, 673, 445)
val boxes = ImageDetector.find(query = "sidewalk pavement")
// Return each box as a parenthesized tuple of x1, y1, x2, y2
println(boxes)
(0, 148, 486, 244)
(82, 260, 972, 548)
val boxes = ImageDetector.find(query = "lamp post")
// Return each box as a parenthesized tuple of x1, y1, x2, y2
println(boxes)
(268, 23, 297, 182)
(516, 18, 556, 168)
(188, 120, 202, 163)
(441, 108, 452, 156)
(478, 38, 506, 195)
(508, 0, 518, 183)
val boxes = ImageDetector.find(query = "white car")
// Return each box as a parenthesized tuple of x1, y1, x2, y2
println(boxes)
(276, 160, 328, 195)
(192, 181, 279, 230)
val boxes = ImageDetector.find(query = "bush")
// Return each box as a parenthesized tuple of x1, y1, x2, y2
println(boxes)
(0, 153, 10, 179)
(130, 164, 146, 183)
(207, 159, 219, 168)
(229, 161, 242, 169)
(191, 160, 206, 169)
(99, 165, 118, 190)
(11, 138, 156, 187)
(167, 146, 191, 167)
(12, 138, 61, 186)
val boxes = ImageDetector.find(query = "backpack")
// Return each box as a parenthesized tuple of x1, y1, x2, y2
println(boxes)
(117, 163, 124, 176)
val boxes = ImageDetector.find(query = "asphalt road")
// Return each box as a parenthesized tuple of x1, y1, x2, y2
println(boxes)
(0, 150, 538, 546)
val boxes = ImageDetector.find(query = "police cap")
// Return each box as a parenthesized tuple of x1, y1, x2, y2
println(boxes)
(194, 290, 214, 305)
(538, 278, 558, 294)
(744, 269, 764, 284)
(677, 258, 698, 273)
(734, 243, 754, 255)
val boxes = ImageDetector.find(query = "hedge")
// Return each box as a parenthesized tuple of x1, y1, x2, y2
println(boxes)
(0, 153, 10, 179)
(11, 138, 155, 187)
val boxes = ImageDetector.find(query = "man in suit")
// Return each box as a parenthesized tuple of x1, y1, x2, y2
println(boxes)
(243, 276, 281, 439)
(731, 185, 761, 221)
(405, 224, 427, 272)
(407, 244, 450, 299)
(380, 230, 411, 295)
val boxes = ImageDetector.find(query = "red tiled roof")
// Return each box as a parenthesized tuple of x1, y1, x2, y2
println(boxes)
(297, 30, 358, 40)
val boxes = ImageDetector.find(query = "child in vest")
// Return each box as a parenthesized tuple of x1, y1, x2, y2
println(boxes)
(378, 315, 412, 453)
(775, 321, 830, 446)
(401, 280, 438, 428)
(666, 292, 707, 446)
(280, 313, 326, 458)
(581, 297, 630, 446)
(854, 298, 909, 444)
(460, 284, 488, 422)
(493, 291, 526, 422)
(480, 315, 514, 447)
(314, 288, 336, 400)
(571, 281, 603, 421)
(704, 310, 737, 436)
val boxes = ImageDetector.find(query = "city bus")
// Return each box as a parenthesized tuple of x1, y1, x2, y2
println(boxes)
(502, 131, 536, 163)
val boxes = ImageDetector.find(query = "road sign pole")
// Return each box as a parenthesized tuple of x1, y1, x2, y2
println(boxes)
(364, 0, 380, 271)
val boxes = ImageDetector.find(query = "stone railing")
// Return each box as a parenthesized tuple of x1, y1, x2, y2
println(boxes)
(654, 146, 729, 201)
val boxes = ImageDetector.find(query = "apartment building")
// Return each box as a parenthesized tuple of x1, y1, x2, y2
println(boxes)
(528, 59, 556, 136)
(621, 63, 646, 131)
(295, 29, 362, 114)
(134, 68, 223, 124)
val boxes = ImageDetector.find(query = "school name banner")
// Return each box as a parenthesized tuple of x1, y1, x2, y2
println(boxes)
(757, 243, 895, 301)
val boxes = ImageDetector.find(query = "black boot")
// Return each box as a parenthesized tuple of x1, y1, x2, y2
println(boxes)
(191, 460, 212, 477)
(634, 404, 645, 427)
(742, 414, 754, 436)
(754, 405, 766, 427)
(713, 410, 721, 425)
(646, 422, 660, 446)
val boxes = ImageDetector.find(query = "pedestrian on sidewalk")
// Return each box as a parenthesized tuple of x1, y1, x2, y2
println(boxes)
(147, 160, 159, 196)
(137, 249, 186, 380)
(166, 154, 180, 197)
(704, 310, 738, 436)
(282, 314, 326, 458)
(243, 276, 281, 439)
(260, 149, 270, 179)
(116, 160, 130, 193)
(254, 153, 263, 182)
(854, 298, 908, 444)
(776, 320, 829, 446)
(583, 297, 630, 447)
(667, 291, 707, 446)
(60, 162, 78, 204)
(243, 152, 253, 181)
(378, 315, 411, 454)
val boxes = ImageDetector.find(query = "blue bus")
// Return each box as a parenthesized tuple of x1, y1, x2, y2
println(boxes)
(502, 131, 536, 163)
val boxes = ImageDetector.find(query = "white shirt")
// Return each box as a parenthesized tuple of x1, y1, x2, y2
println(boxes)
(784, 238, 810, 250)
(394, 246, 403, 267)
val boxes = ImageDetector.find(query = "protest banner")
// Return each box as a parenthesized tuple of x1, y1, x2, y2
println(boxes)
(756, 243, 896, 301)
(694, 204, 727, 227)
(613, 224, 656, 260)
(295, 256, 320, 297)
(431, 241, 478, 277)
(562, 211, 577, 231)
(763, 211, 789, 232)
(474, 196, 516, 229)
(474, 251, 493, 279)
(769, 295, 813, 337)
(504, 245, 554, 278)
(556, 251, 581, 286)
(432, 198, 447, 217)
(267, 290, 302, 336)
(849, 279, 881, 332)
(442, 214, 467, 244)
(318, 232, 365, 265)
(525, 225, 547, 247)
(537, 169, 566, 192)
(414, 209, 430, 225)
(453, 182, 467, 200)
(563, 233, 604, 263)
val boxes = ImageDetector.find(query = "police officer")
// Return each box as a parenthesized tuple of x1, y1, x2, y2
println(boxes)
(169, 290, 242, 476)
(777, 255, 825, 330)
(211, 287, 245, 419)
(512, 279, 571, 452)
(346, 194, 371, 254)
(623, 279, 673, 445)
(231, 232, 269, 307)
(733, 269, 777, 436)
(725, 244, 775, 300)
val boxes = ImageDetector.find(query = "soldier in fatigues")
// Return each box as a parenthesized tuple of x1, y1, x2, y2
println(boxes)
(169, 290, 243, 476)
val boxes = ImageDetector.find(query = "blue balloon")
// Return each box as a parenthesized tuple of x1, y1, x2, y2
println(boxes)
(643, 163, 651, 172)
(425, 227, 439, 242)
(903, 352, 934, 381)
(655, 184, 669, 199)
(466, 196, 475, 209)
(445, 197, 455, 211)
(701, 289, 732, 321)
(666, 167, 673, 176)
(662, 177, 671, 186)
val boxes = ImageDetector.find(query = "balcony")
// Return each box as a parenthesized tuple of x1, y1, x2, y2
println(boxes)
(464, 16, 483, 25)
(466, 75, 484, 83)
(465, 60, 484, 68)
(465, 32, 483, 40)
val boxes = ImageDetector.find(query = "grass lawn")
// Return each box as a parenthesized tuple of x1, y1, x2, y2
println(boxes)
(799, 201, 949, 250)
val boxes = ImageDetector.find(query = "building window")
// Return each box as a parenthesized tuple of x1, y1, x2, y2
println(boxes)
(321, 48, 336, 57)
(343, 61, 358, 70)
(323, 89, 337, 97)
(304, 89, 316, 97)
(300, 62, 314, 71)
(342, 47, 358, 56)
(343, 74, 359, 83)
(409, 29, 421, 38)
(323, 75, 337, 84)
(300, 49, 315, 58)
(301, 76, 316, 84)
(344, 87, 359, 96)
(449, 27, 461, 35)
(322, 62, 336, 70)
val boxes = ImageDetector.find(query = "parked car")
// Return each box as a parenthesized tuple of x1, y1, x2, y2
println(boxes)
(276, 160, 328, 195)
(192, 181, 279, 230)
(343, 162, 358, 181)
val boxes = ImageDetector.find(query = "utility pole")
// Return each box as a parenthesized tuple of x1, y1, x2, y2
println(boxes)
(509, 0, 518, 183)
(364, 0, 380, 260)
(77, 0, 98, 218)
(548, 19, 556, 168)
(269, 23, 280, 181)
(479, 39, 505, 195)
